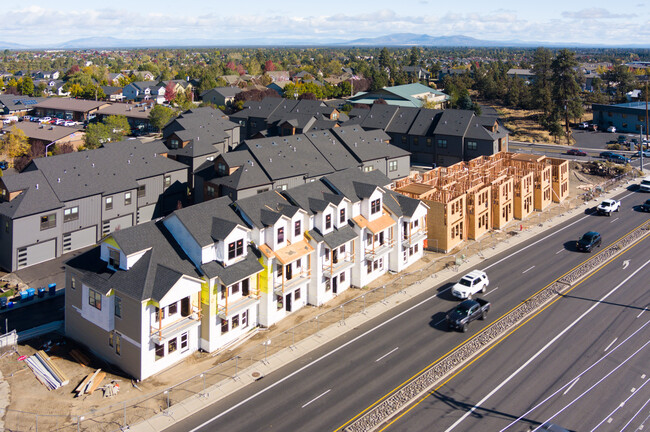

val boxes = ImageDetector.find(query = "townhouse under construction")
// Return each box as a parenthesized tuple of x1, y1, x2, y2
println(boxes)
(394, 152, 570, 252)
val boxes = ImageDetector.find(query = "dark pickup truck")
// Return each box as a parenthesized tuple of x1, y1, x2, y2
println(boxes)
(446, 298, 490, 332)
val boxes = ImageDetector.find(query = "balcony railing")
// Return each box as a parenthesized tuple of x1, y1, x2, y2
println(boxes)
(401, 229, 427, 248)
(150, 305, 201, 344)
(273, 269, 311, 296)
(364, 236, 394, 260)
(217, 291, 260, 319)
(322, 254, 355, 279)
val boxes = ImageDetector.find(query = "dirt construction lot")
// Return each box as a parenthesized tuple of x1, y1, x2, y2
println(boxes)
(0, 165, 635, 432)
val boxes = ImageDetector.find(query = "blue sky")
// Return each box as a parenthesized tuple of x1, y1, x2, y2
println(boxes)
(2, 0, 649, 46)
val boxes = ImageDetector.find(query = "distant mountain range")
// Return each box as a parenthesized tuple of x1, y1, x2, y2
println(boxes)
(1, 33, 648, 50)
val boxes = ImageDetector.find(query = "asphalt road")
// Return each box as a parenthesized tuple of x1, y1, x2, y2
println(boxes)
(390, 241, 650, 432)
(163, 189, 650, 432)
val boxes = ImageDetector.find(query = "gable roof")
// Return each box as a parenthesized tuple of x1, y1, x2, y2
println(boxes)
(331, 126, 409, 162)
(234, 189, 300, 229)
(0, 170, 63, 218)
(433, 109, 474, 136)
(66, 220, 201, 303)
(321, 167, 391, 203)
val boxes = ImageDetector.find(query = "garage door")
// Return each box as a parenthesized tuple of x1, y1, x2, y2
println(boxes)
(62, 226, 97, 253)
(17, 239, 56, 269)
(137, 204, 155, 225)
(101, 214, 133, 237)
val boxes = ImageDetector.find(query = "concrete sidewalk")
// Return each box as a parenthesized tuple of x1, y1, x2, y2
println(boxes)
(131, 183, 634, 432)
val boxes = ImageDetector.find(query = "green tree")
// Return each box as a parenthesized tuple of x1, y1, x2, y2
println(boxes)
(551, 49, 583, 142)
(379, 48, 390, 69)
(148, 105, 176, 131)
(18, 76, 34, 96)
(531, 48, 554, 117)
(409, 47, 420, 66)
(84, 116, 131, 149)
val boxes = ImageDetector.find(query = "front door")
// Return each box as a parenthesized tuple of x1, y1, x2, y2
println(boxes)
(285, 293, 292, 312)
(332, 276, 338, 294)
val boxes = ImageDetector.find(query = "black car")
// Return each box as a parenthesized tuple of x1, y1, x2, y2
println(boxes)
(640, 199, 650, 212)
(577, 231, 602, 252)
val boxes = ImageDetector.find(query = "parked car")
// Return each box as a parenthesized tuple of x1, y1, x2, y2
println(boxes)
(588, 124, 598, 131)
(578, 122, 589, 129)
(600, 151, 617, 159)
(637, 149, 650, 158)
(567, 148, 587, 156)
(639, 176, 650, 192)
(597, 198, 621, 216)
(451, 270, 490, 299)
(40, 117, 52, 123)
(30, 116, 40, 122)
(446, 298, 490, 332)
(63, 120, 76, 127)
(576, 231, 602, 252)
(608, 154, 631, 164)
(54, 118, 65, 125)
(640, 199, 650, 212)
(617, 135, 628, 144)
(607, 126, 617, 133)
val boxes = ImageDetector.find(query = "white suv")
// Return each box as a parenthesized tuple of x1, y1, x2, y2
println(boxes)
(640, 176, 650, 192)
(451, 270, 490, 299)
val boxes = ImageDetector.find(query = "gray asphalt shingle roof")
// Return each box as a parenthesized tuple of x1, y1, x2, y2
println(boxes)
(200, 245, 263, 284)
(321, 167, 391, 203)
(234, 189, 299, 229)
(331, 126, 409, 162)
(433, 110, 473, 136)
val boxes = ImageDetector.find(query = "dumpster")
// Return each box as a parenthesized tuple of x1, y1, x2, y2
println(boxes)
(20, 290, 29, 301)
(48, 283, 56, 295)
(0, 297, 6, 308)
(38, 287, 46, 298)
(26, 287, 36, 299)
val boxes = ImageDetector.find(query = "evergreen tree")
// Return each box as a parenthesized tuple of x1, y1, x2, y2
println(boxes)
(551, 49, 583, 142)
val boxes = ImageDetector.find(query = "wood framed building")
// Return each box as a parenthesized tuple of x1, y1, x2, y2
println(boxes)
(393, 152, 570, 253)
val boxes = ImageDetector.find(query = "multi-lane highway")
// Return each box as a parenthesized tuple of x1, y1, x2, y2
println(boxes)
(165, 189, 650, 432)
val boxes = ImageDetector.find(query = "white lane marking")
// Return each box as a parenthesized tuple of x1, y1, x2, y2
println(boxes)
(623, 260, 630, 269)
(301, 389, 331, 408)
(618, 395, 650, 432)
(522, 266, 535, 274)
(611, 217, 620, 223)
(485, 287, 499, 296)
(563, 378, 579, 395)
(638, 309, 646, 319)
(482, 215, 589, 271)
(481, 191, 635, 272)
(446, 257, 650, 432)
(605, 338, 619, 352)
(502, 318, 650, 432)
(375, 347, 399, 362)
(556, 249, 564, 255)
(590, 378, 650, 431)
(188, 288, 440, 431)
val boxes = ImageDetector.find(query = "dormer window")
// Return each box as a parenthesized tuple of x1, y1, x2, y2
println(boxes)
(170, 139, 179, 149)
(325, 214, 332, 230)
(228, 239, 244, 260)
(294, 220, 301, 237)
(277, 227, 285, 244)
(108, 248, 120, 269)
(217, 162, 227, 176)
(371, 199, 381, 215)
(339, 208, 346, 224)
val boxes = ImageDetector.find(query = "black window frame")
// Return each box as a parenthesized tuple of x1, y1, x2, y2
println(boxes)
(371, 199, 381, 215)
(63, 206, 79, 222)
(40, 213, 56, 230)
(89, 289, 102, 311)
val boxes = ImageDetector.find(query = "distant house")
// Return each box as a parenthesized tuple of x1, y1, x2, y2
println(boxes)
(107, 73, 125, 84)
(201, 87, 242, 107)
(265, 71, 290, 83)
(131, 71, 155, 81)
(402, 66, 431, 82)
(347, 83, 449, 109)
(33, 70, 60, 80)
(506, 69, 536, 83)
(123, 82, 166, 104)
(100, 86, 124, 102)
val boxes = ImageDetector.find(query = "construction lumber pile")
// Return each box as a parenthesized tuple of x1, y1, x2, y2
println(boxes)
(24, 350, 69, 390)
(75, 369, 106, 397)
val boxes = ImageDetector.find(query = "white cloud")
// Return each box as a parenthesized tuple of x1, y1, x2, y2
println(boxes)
(561, 8, 634, 20)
